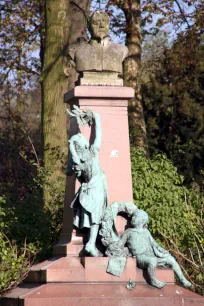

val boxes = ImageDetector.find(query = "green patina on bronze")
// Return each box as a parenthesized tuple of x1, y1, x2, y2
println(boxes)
(67, 106, 108, 257)
(101, 204, 192, 289)
(121, 209, 191, 288)
(67, 105, 192, 289)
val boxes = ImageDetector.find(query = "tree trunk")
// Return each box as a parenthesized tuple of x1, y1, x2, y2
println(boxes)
(41, 0, 90, 204)
(120, 0, 148, 152)
(69, 0, 90, 45)
(67, 0, 91, 90)
(41, 0, 70, 193)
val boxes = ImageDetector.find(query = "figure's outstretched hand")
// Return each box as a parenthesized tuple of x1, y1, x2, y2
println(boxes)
(66, 105, 93, 126)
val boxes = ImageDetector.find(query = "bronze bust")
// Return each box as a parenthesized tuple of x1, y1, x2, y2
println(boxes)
(67, 10, 128, 86)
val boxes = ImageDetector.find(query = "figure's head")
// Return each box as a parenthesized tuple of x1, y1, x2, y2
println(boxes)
(89, 10, 110, 40)
(69, 133, 89, 163)
(131, 210, 149, 229)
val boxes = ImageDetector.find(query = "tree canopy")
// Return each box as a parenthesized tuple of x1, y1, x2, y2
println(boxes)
(142, 26, 204, 183)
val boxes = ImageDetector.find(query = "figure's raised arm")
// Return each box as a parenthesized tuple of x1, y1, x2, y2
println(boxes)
(66, 106, 102, 152)
(93, 112, 102, 151)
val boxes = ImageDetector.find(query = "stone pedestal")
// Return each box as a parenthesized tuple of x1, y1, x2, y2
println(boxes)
(3, 283, 203, 306)
(25, 257, 174, 284)
(54, 86, 134, 256)
(2, 256, 203, 306)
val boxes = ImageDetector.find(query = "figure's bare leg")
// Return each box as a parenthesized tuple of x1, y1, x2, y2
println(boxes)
(146, 259, 166, 289)
(163, 256, 191, 287)
(85, 224, 102, 257)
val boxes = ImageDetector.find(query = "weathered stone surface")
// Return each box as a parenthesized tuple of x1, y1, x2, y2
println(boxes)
(66, 11, 128, 86)
(107, 257, 128, 277)
(80, 72, 123, 86)
(64, 85, 134, 101)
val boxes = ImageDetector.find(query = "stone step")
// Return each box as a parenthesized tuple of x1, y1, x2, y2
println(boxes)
(26, 256, 174, 284)
(29, 257, 62, 271)
(26, 257, 85, 283)
(2, 283, 203, 306)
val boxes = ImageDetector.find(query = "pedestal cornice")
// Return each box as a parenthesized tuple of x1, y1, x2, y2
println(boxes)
(64, 86, 134, 103)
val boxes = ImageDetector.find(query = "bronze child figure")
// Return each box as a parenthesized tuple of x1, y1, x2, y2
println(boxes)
(67, 106, 108, 257)
(120, 209, 192, 289)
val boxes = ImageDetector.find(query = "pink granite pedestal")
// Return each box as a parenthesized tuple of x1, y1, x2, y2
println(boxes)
(25, 257, 174, 284)
(3, 255, 203, 305)
(3, 283, 204, 306)
(2, 256, 203, 306)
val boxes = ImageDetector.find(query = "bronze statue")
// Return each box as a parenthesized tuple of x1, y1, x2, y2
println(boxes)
(120, 209, 192, 288)
(67, 105, 192, 289)
(67, 106, 108, 257)
(100, 203, 191, 288)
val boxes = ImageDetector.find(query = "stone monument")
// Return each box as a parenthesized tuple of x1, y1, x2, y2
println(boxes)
(66, 10, 128, 86)
(2, 10, 203, 306)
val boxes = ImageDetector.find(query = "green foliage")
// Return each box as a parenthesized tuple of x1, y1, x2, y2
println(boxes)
(131, 149, 204, 294)
(0, 231, 36, 297)
(0, 132, 65, 294)
(141, 28, 204, 183)
(132, 149, 188, 239)
(0, 196, 36, 296)
(0, 171, 64, 257)
(0, 175, 64, 295)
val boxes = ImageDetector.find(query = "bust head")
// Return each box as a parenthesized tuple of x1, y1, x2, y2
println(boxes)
(68, 10, 128, 85)
(89, 10, 110, 40)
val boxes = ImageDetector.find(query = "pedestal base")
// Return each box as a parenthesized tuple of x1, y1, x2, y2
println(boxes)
(3, 283, 203, 306)
(3, 254, 203, 305)
(25, 257, 174, 284)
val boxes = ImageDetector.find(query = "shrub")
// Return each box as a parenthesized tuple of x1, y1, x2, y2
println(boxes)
(0, 126, 65, 294)
(131, 149, 204, 294)
(0, 164, 64, 294)
(0, 232, 36, 296)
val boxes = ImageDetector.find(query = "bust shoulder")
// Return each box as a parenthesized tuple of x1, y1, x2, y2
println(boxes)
(74, 42, 95, 59)
(108, 41, 129, 60)
(68, 41, 89, 60)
